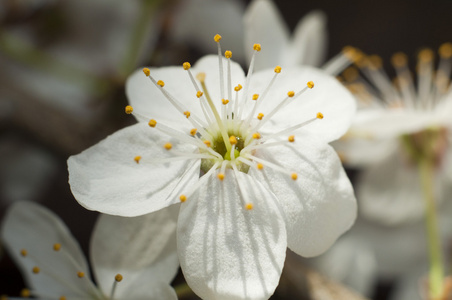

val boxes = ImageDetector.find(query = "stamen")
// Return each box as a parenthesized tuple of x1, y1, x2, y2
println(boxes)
(252, 132, 261, 139)
(204, 140, 211, 147)
(217, 173, 225, 181)
(179, 195, 187, 203)
(60, 296, 67, 300)
(32, 266, 40, 274)
(222, 99, 229, 105)
(125, 105, 133, 114)
(215, 34, 225, 101)
(245, 203, 253, 210)
(77, 271, 85, 278)
(53, 243, 61, 251)
(321, 46, 356, 76)
(288, 135, 295, 142)
(190, 128, 197, 136)
(229, 136, 238, 145)
(225, 51, 233, 116)
(157, 80, 165, 87)
(20, 289, 30, 298)
(134, 156, 142, 163)
(244, 155, 297, 180)
(164, 143, 173, 150)
(257, 163, 264, 170)
(20, 249, 27, 257)
(257, 113, 264, 120)
(238, 43, 261, 120)
(148, 119, 157, 127)
(110, 274, 123, 300)
(257, 114, 321, 143)
(184, 111, 191, 118)
(252, 94, 259, 100)
(180, 162, 221, 202)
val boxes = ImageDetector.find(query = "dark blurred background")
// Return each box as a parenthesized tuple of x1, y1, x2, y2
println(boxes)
(1, 0, 452, 299)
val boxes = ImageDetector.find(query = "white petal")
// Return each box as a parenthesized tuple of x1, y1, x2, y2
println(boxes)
(243, 0, 290, 71)
(91, 206, 179, 298)
(357, 147, 444, 226)
(287, 10, 328, 67)
(248, 135, 357, 257)
(250, 66, 356, 143)
(68, 122, 200, 216)
(119, 284, 178, 300)
(1, 202, 95, 298)
(168, 0, 246, 63)
(178, 169, 287, 300)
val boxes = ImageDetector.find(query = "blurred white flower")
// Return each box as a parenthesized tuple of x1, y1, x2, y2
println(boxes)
(68, 37, 357, 299)
(1, 201, 179, 299)
(335, 45, 452, 226)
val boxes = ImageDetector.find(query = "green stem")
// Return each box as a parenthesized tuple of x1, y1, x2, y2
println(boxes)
(419, 158, 444, 299)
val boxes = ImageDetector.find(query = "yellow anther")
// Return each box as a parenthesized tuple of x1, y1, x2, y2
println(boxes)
(368, 55, 383, 69)
(307, 81, 314, 89)
(287, 91, 295, 97)
(157, 80, 165, 87)
(196, 91, 204, 98)
(291, 173, 298, 180)
(115, 274, 123, 282)
(439, 43, 452, 58)
(20, 288, 30, 298)
(245, 203, 253, 210)
(317, 112, 324, 119)
(32, 266, 40, 274)
(134, 156, 142, 164)
(148, 119, 157, 127)
(218, 173, 225, 181)
(190, 128, 197, 136)
(53, 243, 61, 251)
(179, 195, 187, 203)
(253, 44, 262, 51)
(391, 52, 408, 68)
(252, 94, 259, 100)
(196, 72, 206, 83)
(288, 135, 295, 142)
(142, 68, 150, 77)
(257, 163, 264, 170)
(59, 297, 67, 300)
(204, 140, 211, 147)
(214, 34, 222, 42)
(184, 111, 191, 118)
(222, 99, 229, 105)
(229, 136, 237, 145)
(125, 105, 133, 114)
(20, 249, 27, 257)
(343, 67, 359, 82)
(183, 62, 191, 70)
(252, 132, 261, 139)
(164, 143, 172, 150)
(257, 113, 264, 120)
(274, 66, 282, 73)
(77, 271, 85, 278)
(225, 50, 232, 58)
(234, 84, 243, 91)
(0, 295, 7, 300)
(418, 48, 434, 63)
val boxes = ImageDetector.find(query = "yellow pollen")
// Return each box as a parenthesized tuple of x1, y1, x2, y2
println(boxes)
(20, 249, 27, 257)
(257, 113, 264, 120)
(157, 80, 165, 87)
(287, 91, 295, 97)
(142, 68, 150, 77)
(125, 105, 133, 114)
(391, 52, 408, 68)
(53, 243, 61, 251)
(184, 111, 191, 118)
(274, 66, 282, 73)
(222, 99, 229, 105)
(20, 288, 30, 298)
(291, 173, 298, 180)
(115, 274, 123, 282)
(234, 84, 243, 91)
(164, 143, 172, 150)
(418, 48, 434, 63)
(179, 195, 187, 202)
(32, 266, 40, 274)
(343, 67, 359, 82)
(204, 140, 211, 147)
(368, 55, 383, 69)
(307, 81, 314, 89)
(253, 44, 262, 51)
(225, 50, 232, 58)
(229, 136, 238, 145)
(60, 297, 67, 300)
(252, 94, 259, 100)
(214, 34, 222, 42)
(77, 271, 85, 278)
(190, 128, 197, 136)
(288, 135, 295, 142)
(217, 173, 225, 181)
(183, 62, 191, 70)
(134, 156, 142, 164)
(252, 132, 261, 139)
(196, 91, 203, 98)
(196, 72, 206, 83)
(245, 203, 253, 210)
(148, 119, 157, 127)
(317, 112, 324, 119)
(439, 43, 452, 58)
(257, 163, 264, 170)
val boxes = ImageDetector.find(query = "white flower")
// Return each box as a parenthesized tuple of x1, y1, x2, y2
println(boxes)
(68, 36, 357, 299)
(335, 45, 452, 225)
(1, 201, 179, 300)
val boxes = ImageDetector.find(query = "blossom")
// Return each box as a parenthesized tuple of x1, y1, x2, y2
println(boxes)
(1, 201, 179, 299)
(68, 36, 357, 299)
(335, 44, 452, 225)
